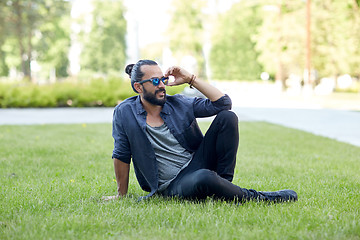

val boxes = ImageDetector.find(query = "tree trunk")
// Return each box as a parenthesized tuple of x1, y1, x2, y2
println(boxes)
(13, 0, 26, 78)
(13, 0, 31, 80)
(27, 13, 32, 81)
(25, 1, 33, 81)
(276, 1, 286, 91)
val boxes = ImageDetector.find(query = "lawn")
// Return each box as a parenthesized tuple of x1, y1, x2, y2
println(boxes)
(0, 122, 359, 240)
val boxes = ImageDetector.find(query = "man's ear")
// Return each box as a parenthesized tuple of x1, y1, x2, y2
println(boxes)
(134, 82, 143, 93)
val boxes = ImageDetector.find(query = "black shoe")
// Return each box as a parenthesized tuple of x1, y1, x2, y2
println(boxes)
(258, 189, 298, 202)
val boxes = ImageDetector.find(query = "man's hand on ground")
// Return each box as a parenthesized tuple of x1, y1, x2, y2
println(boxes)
(101, 195, 119, 201)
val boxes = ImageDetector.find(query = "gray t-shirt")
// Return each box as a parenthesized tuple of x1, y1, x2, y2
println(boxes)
(145, 123, 193, 192)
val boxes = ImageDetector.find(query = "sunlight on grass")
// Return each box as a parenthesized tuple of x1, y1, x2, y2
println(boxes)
(0, 122, 359, 239)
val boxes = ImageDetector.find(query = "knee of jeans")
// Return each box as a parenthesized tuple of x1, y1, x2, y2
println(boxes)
(192, 169, 218, 187)
(216, 111, 238, 125)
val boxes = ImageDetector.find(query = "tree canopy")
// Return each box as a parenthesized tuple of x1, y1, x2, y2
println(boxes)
(0, 0, 359, 83)
(209, 2, 263, 80)
(255, 0, 360, 81)
(79, 0, 127, 74)
(0, 0, 70, 80)
(167, 0, 206, 78)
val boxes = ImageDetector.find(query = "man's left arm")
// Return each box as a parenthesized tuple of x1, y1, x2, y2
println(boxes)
(189, 77, 224, 102)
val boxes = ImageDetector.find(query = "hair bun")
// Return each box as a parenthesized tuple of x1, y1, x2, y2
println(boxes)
(125, 64, 135, 78)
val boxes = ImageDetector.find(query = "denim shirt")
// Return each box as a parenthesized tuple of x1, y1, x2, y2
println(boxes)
(112, 94, 232, 199)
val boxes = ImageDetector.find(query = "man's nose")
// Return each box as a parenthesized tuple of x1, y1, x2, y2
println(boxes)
(158, 80, 166, 88)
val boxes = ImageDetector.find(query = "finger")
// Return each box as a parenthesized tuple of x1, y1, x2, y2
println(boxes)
(164, 66, 174, 77)
(102, 195, 117, 201)
(167, 82, 178, 87)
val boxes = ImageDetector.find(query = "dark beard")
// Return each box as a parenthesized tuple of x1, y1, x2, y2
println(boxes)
(143, 86, 167, 106)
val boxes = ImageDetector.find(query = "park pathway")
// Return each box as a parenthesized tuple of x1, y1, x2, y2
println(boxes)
(234, 107, 360, 147)
(0, 106, 359, 147)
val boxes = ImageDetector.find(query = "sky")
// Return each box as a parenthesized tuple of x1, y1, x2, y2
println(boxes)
(124, 0, 172, 47)
(123, 0, 172, 63)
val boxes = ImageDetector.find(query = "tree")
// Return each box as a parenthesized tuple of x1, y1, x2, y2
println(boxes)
(254, 0, 306, 87)
(209, 2, 263, 80)
(35, 3, 71, 78)
(80, 0, 127, 74)
(1, 0, 70, 79)
(255, 0, 360, 86)
(0, 1, 9, 76)
(311, 0, 360, 78)
(167, 0, 206, 78)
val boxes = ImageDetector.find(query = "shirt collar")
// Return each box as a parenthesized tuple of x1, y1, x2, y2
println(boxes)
(135, 96, 146, 115)
(161, 99, 170, 115)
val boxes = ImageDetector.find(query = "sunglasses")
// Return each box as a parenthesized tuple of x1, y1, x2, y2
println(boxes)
(138, 77, 169, 86)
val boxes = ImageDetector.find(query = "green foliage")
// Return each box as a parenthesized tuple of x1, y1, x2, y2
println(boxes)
(0, 0, 71, 79)
(0, 79, 129, 108)
(0, 83, 56, 108)
(0, 1, 9, 76)
(1, 122, 360, 239)
(209, 2, 263, 80)
(255, 0, 360, 79)
(36, 12, 71, 78)
(167, 0, 206, 78)
(80, 0, 126, 73)
(311, 0, 360, 78)
(0, 78, 186, 108)
(254, 1, 306, 79)
(49, 78, 132, 108)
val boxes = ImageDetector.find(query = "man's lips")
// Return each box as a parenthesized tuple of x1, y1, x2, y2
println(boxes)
(156, 89, 166, 97)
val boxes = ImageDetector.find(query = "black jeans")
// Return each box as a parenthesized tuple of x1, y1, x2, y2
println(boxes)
(162, 111, 259, 202)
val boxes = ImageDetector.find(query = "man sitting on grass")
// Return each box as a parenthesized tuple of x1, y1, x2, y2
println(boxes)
(104, 59, 297, 203)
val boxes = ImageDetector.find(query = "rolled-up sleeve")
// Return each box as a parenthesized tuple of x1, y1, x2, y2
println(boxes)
(112, 108, 131, 164)
(193, 94, 232, 118)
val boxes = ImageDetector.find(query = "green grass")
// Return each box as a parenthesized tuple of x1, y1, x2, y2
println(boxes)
(0, 122, 359, 239)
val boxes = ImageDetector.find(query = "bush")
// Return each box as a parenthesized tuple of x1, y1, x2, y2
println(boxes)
(0, 83, 57, 108)
(0, 78, 186, 108)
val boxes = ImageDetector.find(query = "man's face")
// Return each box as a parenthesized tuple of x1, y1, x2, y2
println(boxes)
(139, 65, 167, 106)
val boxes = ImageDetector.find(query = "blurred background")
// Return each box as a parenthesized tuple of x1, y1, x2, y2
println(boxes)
(0, 0, 359, 109)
